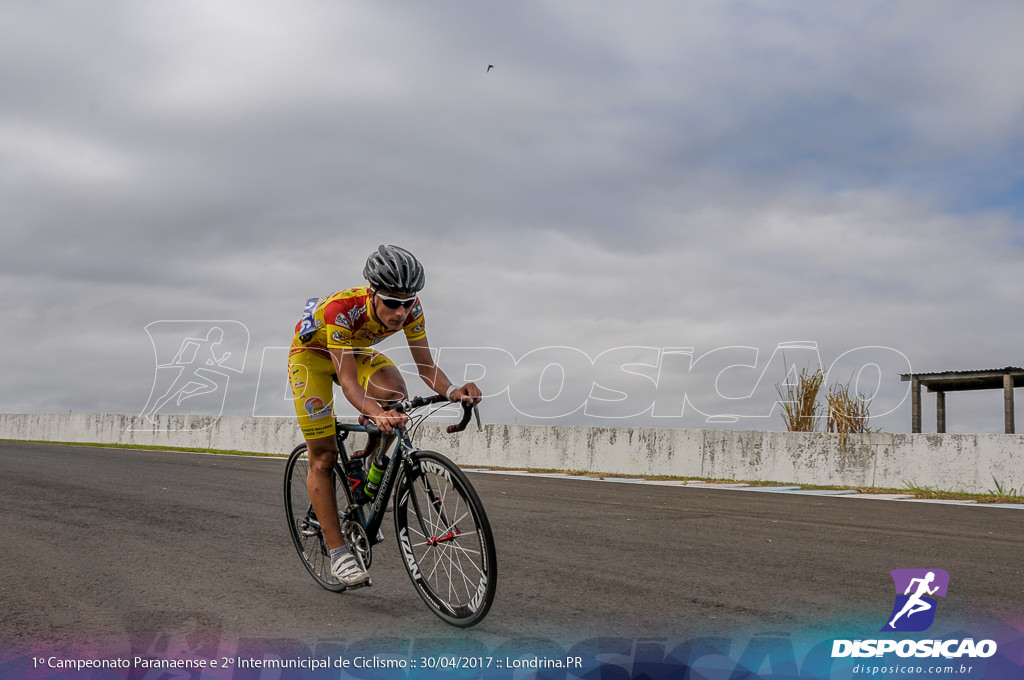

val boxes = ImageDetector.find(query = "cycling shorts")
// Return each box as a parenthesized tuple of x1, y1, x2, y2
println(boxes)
(287, 348, 396, 439)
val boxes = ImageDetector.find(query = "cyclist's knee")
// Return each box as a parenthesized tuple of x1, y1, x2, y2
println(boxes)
(309, 454, 337, 473)
(364, 366, 408, 403)
(306, 437, 338, 470)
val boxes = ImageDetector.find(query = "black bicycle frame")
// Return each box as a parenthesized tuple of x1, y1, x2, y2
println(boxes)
(336, 423, 415, 544)
(330, 397, 475, 545)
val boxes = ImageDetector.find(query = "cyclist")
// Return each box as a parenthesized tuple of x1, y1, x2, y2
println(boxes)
(287, 244, 482, 587)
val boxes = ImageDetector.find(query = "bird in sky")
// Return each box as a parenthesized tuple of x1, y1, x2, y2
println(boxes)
(486, 65, 494, 72)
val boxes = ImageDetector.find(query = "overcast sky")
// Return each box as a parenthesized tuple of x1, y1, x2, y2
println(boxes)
(2, 1, 1022, 434)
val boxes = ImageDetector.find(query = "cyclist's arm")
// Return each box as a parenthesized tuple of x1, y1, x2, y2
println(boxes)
(408, 338, 481, 404)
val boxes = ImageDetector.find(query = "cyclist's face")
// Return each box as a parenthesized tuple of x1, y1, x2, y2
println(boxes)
(373, 289, 414, 329)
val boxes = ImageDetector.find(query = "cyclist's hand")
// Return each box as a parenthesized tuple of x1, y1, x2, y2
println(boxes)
(372, 409, 408, 434)
(449, 382, 482, 406)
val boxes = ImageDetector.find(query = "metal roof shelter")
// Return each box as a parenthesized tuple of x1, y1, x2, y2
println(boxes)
(900, 367, 1024, 434)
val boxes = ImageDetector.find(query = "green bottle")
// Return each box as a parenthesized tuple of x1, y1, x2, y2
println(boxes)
(364, 456, 389, 498)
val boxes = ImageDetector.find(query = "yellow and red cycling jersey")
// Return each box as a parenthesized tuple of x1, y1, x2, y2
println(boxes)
(287, 287, 426, 439)
(289, 286, 426, 356)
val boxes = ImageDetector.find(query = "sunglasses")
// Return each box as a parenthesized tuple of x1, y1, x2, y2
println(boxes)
(374, 291, 417, 309)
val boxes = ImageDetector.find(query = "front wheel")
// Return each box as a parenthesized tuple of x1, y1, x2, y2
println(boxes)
(394, 451, 497, 627)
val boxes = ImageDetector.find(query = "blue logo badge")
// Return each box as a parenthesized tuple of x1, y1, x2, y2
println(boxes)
(881, 569, 949, 632)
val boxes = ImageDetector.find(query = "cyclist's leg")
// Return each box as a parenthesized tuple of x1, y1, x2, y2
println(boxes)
(305, 435, 344, 550)
(355, 350, 408, 455)
(355, 350, 408, 403)
(289, 350, 345, 550)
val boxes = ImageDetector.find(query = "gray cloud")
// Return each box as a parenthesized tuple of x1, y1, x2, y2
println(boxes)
(2, 1, 1022, 434)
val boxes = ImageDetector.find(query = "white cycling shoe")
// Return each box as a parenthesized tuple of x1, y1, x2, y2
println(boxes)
(332, 550, 371, 587)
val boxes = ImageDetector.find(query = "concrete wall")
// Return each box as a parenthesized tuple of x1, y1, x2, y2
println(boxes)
(1, 413, 1021, 494)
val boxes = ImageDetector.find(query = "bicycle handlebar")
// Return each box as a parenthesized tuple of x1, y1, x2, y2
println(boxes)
(445, 400, 476, 434)
(356, 396, 480, 435)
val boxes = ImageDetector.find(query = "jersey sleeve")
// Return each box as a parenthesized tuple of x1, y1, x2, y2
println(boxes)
(403, 300, 426, 342)
(324, 299, 356, 349)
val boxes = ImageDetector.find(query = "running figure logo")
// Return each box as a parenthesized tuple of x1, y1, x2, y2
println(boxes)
(132, 321, 249, 430)
(882, 569, 950, 632)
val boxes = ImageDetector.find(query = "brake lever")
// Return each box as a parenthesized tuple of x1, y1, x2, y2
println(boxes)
(473, 404, 483, 432)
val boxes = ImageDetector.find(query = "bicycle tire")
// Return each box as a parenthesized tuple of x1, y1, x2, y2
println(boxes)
(393, 450, 497, 627)
(283, 443, 346, 592)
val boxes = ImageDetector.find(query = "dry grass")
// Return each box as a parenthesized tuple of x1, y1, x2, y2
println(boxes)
(776, 366, 824, 432)
(826, 381, 873, 434)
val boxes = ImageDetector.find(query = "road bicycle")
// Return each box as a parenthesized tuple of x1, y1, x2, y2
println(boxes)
(283, 395, 497, 628)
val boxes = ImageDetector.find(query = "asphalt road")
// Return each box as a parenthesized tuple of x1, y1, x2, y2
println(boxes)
(1, 440, 1021, 658)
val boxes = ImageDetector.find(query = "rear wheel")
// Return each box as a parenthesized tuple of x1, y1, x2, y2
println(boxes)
(283, 443, 346, 591)
(394, 451, 497, 627)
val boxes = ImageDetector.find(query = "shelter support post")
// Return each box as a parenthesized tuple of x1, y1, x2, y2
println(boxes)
(911, 378, 922, 434)
(1005, 374, 1015, 434)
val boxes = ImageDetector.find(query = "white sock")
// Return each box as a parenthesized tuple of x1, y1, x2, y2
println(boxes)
(330, 546, 349, 564)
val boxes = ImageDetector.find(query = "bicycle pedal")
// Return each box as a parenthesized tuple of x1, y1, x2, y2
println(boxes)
(344, 579, 372, 591)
